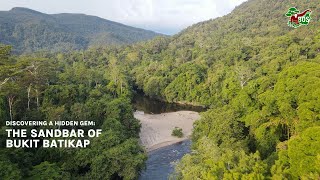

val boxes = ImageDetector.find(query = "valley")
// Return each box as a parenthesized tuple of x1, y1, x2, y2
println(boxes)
(0, 0, 320, 179)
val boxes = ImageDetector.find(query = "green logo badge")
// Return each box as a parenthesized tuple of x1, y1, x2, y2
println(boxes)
(285, 7, 312, 28)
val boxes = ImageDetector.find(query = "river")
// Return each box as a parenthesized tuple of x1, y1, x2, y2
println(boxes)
(139, 140, 191, 180)
(133, 93, 204, 180)
(133, 93, 205, 114)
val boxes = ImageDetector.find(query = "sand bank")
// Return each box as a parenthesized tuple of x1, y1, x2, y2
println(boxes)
(134, 111, 200, 152)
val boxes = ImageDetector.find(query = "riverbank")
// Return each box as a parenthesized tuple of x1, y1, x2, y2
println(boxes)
(134, 110, 200, 152)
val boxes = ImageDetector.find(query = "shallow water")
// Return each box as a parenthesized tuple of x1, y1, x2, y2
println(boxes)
(139, 140, 191, 180)
(134, 93, 202, 180)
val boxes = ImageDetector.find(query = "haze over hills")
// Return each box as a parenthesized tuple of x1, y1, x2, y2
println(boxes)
(0, 7, 162, 54)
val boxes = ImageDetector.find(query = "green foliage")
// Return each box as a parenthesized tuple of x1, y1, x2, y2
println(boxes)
(0, 7, 161, 54)
(0, 45, 146, 179)
(88, 138, 146, 180)
(273, 62, 320, 134)
(288, 126, 320, 178)
(272, 127, 320, 179)
(0, 0, 320, 179)
(171, 127, 183, 138)
(0, 97, 8, 125)
(144, 76, 167, 97)
(29, 161, 69, 180)
(162, 0, 320, 178)
(0, 154, 22, 180)
(172, 137, 268, 179)
(164, 63, 207, 103)
(192, 106, 246, 149)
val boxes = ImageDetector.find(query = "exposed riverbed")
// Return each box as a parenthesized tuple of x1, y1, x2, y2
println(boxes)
(133, 93, 204, 179)
(134, 110, 199, 152)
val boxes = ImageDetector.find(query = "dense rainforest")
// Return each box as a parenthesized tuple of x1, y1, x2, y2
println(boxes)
(0, 45, 147, 179)
(0, 7, 161, 54)
(1, 0, 320, 179)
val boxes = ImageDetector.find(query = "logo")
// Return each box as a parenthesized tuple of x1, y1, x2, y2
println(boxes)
(285, 7, 312, 28)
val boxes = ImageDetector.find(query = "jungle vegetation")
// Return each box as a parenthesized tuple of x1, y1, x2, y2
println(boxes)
(0, 7, 161, 54)
(1, 0, 320, 179)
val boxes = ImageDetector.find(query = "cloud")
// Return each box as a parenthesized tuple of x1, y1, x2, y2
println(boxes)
(108, 0, 248, 34)
(0, 0, 248, 34)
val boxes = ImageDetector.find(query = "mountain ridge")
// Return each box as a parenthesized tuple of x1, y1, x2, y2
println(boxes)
(0, 7, 162, 54)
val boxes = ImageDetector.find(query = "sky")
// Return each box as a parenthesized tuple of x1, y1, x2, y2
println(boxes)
(0, 0, 248, 35)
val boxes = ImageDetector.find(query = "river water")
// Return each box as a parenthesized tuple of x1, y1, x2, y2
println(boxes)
(133, 93, 204, 180)
(133, 93, 205, 114)
(139, 140, 191, 180)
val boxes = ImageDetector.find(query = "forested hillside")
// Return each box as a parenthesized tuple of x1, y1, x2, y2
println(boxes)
(0, 45, 146, 179)
(0, 7, 161, 54)
(0, 0, 320, 179)
(120, 0, 319, 178)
